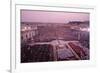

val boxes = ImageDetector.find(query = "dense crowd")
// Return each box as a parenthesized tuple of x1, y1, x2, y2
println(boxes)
(21, 44, 54, 63)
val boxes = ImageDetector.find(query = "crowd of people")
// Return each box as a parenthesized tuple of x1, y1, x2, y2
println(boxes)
(21, 44, 54, 63)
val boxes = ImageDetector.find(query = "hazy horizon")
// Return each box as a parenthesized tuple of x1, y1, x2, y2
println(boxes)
(21, 10, 89, 23)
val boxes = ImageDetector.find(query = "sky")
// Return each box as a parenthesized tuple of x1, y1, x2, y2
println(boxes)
(21, 10, 89, 23)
